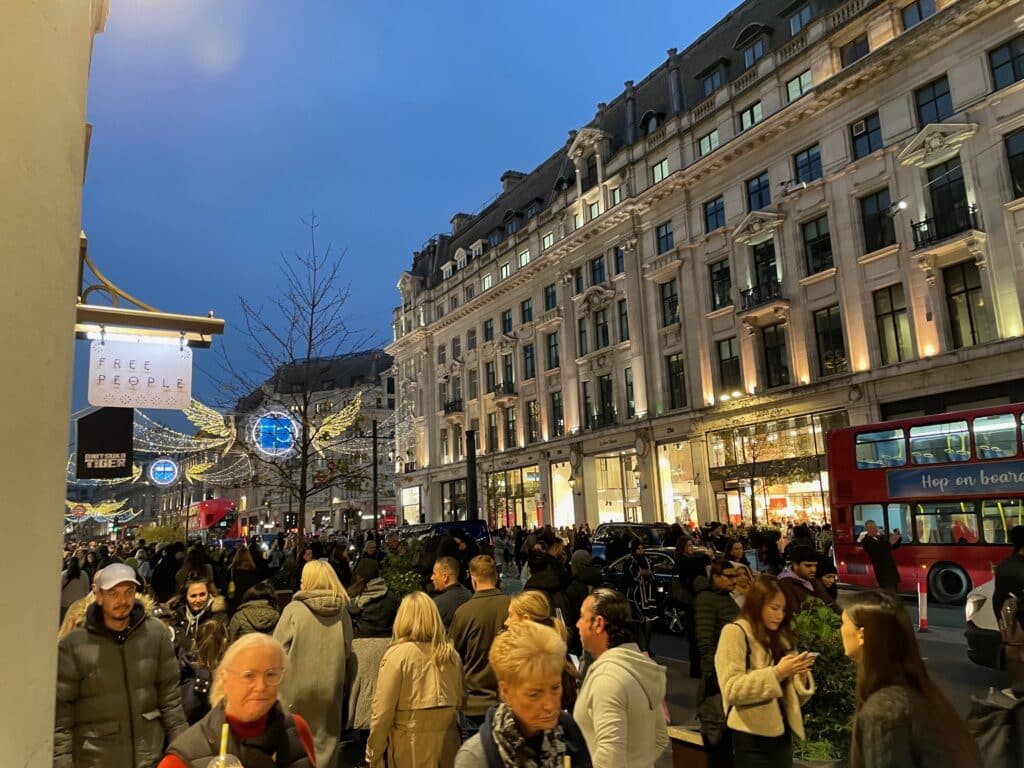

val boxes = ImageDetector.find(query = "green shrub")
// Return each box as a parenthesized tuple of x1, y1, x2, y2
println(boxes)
(382, 540, 425, 599)
(791, 598, 856, 762)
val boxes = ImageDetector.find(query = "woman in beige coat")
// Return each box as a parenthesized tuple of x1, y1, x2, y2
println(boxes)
(715, 574, 816, 768)
(366, 591, 463, 768)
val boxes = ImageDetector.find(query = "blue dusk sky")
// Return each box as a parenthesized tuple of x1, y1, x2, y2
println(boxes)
(75, 0, 738, 411)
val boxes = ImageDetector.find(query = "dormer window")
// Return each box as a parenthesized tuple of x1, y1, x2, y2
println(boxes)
(526, 201, 540, 219)
(487, 231, 502, 248)
(789, 3, 812, 35)
(456, 255, 467, 270)
(642, 113, 661, 136)
(735, 24, 772, 70)
(744, 37, 768, 69)
(506, 217, 520, 236)
(442, 264, 453, 280)
(699, 63, 727, 98)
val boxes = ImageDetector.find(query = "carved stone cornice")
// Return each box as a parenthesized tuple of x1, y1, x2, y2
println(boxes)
(732, 211, 785, 247)
(897, 123, 979, 169)
(574, 285, 617, 314)
(642, 251, 684, 282)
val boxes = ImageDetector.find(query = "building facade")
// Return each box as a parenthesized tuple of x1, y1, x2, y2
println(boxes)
(225, 350, 397, 533)
(387, 0, 1024, 529)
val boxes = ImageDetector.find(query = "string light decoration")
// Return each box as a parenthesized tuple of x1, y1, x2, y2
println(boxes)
(186, 453, 252, 485)
(64, 498, 129, 518)
(134, 410, 228, 454)
(310, 391, 362, 456)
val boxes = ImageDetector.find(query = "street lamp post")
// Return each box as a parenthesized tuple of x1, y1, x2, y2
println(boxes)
(372, 418, 379, 530)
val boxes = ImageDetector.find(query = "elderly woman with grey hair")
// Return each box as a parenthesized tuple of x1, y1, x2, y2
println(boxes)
(158, 633, 317, 767)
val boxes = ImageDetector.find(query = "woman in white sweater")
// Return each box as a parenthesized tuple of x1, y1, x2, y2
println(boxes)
(714, 575, 816, 768)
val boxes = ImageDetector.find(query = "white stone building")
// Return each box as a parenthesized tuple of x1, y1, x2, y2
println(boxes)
(387, 0, 1024, 529)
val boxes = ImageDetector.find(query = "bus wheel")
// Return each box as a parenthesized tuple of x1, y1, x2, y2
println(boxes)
(928, 562, 971, 604)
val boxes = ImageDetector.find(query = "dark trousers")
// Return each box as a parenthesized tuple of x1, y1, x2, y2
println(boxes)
(731, 728, 792, 768)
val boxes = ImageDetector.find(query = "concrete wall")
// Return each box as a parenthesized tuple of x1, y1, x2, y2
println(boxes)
(0, 1, 107, 763)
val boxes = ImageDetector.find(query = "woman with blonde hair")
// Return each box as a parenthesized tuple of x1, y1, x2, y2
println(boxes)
(159, 633, 316, 767)
(274, 559, 352, 768)
(455, 620, 591, 767)
(506, 590, 578, 710)
(366, 591, 463, 768)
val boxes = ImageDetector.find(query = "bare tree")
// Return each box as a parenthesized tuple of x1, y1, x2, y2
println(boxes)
(214, 215, 373, 544)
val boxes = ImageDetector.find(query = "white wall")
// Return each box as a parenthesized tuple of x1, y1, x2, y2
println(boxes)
(0, 1, 105, 763)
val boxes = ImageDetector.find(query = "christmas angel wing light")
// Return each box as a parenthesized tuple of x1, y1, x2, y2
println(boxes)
(183, 399, 236, 456)
(311, 391, 362, 456)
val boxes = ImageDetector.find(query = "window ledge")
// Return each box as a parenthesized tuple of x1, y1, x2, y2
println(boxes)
(857, 243, 900, 266)
(706, 305, 735, 320)
(799, 266, 837, 287)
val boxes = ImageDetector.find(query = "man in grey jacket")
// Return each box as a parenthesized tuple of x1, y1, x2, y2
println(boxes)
(574, 588, 668, 768)
(55, 563, 187, 768)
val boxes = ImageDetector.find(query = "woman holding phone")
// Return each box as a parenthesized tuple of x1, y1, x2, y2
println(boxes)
(715, 575, 816, 768)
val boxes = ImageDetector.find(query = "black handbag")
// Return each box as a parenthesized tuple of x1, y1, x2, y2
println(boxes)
(697, 624, 751, 746)
(697, 673, 729, 746)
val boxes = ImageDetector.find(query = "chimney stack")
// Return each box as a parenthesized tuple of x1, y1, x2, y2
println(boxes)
(450, 212, 472, 235)
(500, 170, 526, 194)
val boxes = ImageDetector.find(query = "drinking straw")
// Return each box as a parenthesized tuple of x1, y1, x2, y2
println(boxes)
(219, 722, 229, 763)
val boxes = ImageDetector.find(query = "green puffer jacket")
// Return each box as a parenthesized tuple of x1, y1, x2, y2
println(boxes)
(55, 601, 187, 768)
(227, 598, 281, 642)
(693, 576, 740, 677)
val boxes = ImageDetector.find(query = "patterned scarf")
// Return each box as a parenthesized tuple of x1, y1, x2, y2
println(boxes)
(490, 702, 567, 768)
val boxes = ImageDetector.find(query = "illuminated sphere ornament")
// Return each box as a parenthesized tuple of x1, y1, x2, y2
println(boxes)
(148, 457, 180, 486)
(250, 410, 300, 459)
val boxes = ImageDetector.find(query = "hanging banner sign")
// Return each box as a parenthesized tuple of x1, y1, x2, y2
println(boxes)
(76, 408, 134, 480)
(88, 340, 192, 410)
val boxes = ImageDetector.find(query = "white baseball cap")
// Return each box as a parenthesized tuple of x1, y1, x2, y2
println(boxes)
(94, 563, 140, 591)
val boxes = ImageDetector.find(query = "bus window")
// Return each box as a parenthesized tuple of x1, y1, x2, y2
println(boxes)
(854, 429, 905, 469)
(909, 420, 969, 464)
(914, 501, 979, 544)
(886, 503, 912, 544)
(974, 414, 1019, 459)
(853, 504, 885, 537)
(981, 499, 1024, 545)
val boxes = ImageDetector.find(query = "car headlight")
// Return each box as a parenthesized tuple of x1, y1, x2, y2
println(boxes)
(965, 593, 986, 623)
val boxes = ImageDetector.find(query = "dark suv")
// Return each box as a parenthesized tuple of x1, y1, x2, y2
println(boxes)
(591, 522, 673, 564)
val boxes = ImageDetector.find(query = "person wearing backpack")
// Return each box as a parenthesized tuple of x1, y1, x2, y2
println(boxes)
(994, 525, 1024, 691)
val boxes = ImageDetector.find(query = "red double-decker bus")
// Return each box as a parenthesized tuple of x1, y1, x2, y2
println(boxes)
(828, 404, 1023, 603)
(188, 498, 239, 540)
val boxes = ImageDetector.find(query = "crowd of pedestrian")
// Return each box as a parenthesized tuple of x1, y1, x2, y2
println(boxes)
(55, 514, 1015, 767)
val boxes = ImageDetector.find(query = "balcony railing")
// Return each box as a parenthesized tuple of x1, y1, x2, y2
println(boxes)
(739, 279, 786, 311)
(490, 381, 516, 397)
(911, 205, 982, 250)
(443, 399, 464, 414)
(403, 461, 417, 473)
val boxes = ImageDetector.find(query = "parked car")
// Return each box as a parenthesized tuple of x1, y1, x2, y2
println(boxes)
(966, 578, 1004, 669)
(591, 522, 674, 564)
(599, 550, 685, 634)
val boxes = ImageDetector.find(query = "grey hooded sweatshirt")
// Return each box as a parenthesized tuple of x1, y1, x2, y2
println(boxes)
(573, 642, 668, 768)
